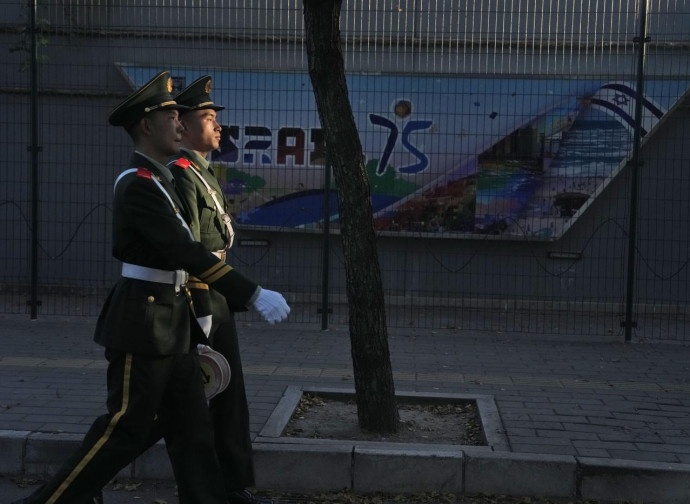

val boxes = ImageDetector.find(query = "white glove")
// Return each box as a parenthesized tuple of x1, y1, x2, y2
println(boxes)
(252, 288, 290, 324)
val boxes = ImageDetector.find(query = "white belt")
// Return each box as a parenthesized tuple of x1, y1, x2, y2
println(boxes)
(121, 262, 188, 293)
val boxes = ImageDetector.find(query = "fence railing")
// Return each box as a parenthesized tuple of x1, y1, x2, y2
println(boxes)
(1, 1, 689, 341)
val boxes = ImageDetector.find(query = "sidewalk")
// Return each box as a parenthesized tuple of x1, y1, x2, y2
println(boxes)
(1, 314, 690, 503)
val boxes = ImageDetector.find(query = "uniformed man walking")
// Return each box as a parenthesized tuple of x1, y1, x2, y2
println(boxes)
(169, 75, 276, 504)
(12, 70, 289, 504)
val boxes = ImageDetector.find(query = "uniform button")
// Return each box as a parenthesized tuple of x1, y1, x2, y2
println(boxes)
(147, 296, 155, 303)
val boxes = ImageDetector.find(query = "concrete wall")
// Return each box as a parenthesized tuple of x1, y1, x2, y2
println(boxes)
(1, 1, 689, 335)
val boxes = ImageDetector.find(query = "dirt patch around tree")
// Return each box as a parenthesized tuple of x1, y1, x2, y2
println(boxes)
(284, 393, 485, 445)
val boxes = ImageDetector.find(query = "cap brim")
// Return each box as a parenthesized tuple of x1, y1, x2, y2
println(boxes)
(163, 103, 191, 111)
(180, 104, 225, 114)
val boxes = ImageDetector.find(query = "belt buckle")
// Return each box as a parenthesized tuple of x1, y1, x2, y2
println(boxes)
(174, 269, 188, 293)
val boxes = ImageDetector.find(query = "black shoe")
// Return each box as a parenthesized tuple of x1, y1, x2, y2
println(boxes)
(92, 491, 104, 504)
(228, 489, 274, 504)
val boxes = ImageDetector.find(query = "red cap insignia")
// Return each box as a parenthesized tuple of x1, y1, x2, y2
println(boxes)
(174, 157, 191, 170)
(136, 167, 152, 179)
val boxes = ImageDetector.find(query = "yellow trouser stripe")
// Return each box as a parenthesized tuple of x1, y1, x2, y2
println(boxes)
(47, 353, 133, 504)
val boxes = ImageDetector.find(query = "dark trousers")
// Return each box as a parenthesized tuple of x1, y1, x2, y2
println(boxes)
(209, 317, 256, 492)
(17, 351, 227, 504)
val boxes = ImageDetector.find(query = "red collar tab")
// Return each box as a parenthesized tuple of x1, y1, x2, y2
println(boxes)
(174, 157, 191, 170)
(136, 167, 153, 179)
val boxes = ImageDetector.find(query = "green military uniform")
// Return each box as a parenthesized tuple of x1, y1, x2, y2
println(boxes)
(14, 71, 260, 504)
(169, 75, 258, 496)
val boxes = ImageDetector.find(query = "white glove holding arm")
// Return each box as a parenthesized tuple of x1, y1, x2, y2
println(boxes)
(251, 287, 290, 324)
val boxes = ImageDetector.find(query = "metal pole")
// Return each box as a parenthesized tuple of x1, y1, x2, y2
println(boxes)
(623, 0, 649, 342)
(29, 0, 40, 319)
(321, 159, 331, 330)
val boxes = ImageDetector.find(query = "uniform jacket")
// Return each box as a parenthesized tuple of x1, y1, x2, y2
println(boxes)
(169, 150, 237, 332)
(94, 152, 258, 356)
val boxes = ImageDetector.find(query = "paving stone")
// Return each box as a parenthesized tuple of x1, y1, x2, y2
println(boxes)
(575, 448, 610, 457)
(607, 450, 681, 463)
(573, 440, 637, 450)
(505, 427, 536, 437)
(37, 423, 91, 434)
(509, 444, 579, 456)
(662, 436, 690, 446)
(536, 430, 599, 440)
(509, 436, 576, 446)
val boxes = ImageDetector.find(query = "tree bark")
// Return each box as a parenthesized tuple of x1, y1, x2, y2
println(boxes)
(303, 0, 399, 433)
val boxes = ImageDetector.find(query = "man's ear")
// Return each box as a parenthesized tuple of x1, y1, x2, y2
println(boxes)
(139, 116, 153, 137)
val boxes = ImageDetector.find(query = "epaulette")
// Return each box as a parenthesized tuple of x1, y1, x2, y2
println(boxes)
(173, 157, 191, 170)
(136, 167, 152, 179)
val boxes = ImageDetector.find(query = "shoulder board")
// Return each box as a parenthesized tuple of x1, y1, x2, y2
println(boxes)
(173, 157, 191, 170)
(136, 167, 152, 179)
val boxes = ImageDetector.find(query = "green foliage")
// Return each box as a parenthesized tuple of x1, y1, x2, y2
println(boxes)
(8, 17, 50, 72)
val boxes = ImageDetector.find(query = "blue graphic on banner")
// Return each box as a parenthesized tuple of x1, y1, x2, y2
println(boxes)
(119, 65, 689, 239)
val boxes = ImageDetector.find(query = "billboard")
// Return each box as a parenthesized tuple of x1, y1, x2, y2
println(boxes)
(120, 65, 690, 240)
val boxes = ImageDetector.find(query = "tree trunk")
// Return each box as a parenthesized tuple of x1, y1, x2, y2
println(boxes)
(303, 0, 399, 433)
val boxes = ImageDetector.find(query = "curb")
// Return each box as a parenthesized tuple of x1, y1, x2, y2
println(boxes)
(2, 430, 690, 503)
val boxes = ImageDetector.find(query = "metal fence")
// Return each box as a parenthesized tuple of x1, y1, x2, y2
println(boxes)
(1, 1, 689, 341)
